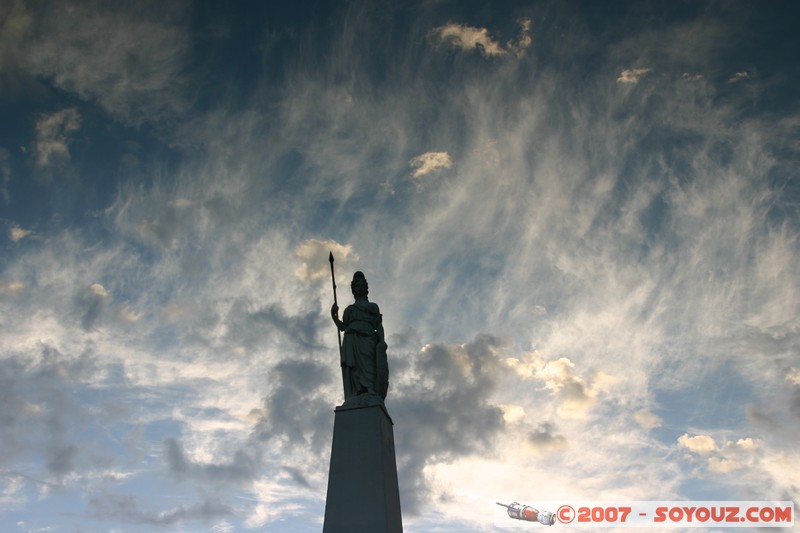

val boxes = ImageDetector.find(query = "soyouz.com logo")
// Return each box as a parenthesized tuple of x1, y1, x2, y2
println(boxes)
(494, 501, 794, 528)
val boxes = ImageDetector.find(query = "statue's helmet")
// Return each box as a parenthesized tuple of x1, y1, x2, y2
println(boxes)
(351, 271, 368, 296)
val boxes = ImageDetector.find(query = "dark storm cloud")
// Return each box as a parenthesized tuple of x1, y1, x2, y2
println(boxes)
(282, 465, 313, 488)
(730, 326, 800, 428)
(0, 344, 96, 482)
(745, 404, 781, 432)
(391, 334, 506, 514)
(526, 422, 567, 453)
(737, 325, 800, 358)
(744, 396, 800, 456)
(164, 437, 257, 485)
(252, 359, 334, 455)
(89, 492, 233, 525)
(224, 300, 326, 352)
(77, 283, 109, 331)
(46, 444, 78, 478)
(790, 386, 800, 420)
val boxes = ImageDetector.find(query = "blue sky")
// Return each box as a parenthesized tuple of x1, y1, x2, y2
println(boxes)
(1, 1, 799, 532)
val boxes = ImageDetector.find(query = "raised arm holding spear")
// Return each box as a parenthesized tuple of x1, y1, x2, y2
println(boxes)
(329, 252, 342, 350)
(329, 252, 349, 398)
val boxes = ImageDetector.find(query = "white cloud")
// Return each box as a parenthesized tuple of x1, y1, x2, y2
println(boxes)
(169, 198, 193, 208)
(210, 522, 234, 533)
(88, 283, 109, 299)
(681, 72, 704, 82)
(0, 474, 26, 511)
(431, 23, 507, 56)
(507, 18, 533, 58)
(634, 409, 663, 429)
(537, 357, 582, 393)
(504, 350, 543, 379)
(680, 433, 766, 476)
(734, 437, 758, 451)
(498, 403, 526, 423)
(294, 239, 358, 282)
(617, 67, 652, 84)
(115, 304, 142, 323)
(728, 71, 750, 83)
(0, 279, 24, 294)
(430, 18, 532, 58)
(756, 450, 800, 492)
(34, 108, 80, 168)
(9, 224, 32, 242)
(677, 433, 716, 454)
(409, 151, 452, 179)
(534, 357, 618, 419)
(707, 456, 743, 473)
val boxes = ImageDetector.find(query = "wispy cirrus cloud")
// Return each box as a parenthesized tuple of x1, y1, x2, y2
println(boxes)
(24, 2, 190, 126)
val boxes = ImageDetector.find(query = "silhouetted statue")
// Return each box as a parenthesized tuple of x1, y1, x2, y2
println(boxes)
(331, 271, 389, 402)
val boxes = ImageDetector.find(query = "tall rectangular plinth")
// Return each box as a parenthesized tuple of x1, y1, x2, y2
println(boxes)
(323, 404, 403, 533)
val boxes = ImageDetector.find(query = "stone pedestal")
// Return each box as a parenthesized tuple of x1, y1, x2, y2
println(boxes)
(322, 402, 403, 533)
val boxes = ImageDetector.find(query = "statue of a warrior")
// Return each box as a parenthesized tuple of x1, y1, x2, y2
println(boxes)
(330, 271, 389, 401)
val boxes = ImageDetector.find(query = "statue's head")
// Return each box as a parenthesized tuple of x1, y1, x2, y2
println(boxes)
(351, 271, 368, 298)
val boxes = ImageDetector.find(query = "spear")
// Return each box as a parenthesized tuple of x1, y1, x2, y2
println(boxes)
(329, 251, 342, 353)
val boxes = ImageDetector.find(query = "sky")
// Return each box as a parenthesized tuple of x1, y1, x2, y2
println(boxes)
(1, 1, 799, 532)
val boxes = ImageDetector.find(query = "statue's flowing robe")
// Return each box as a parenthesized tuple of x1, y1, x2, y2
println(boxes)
(341, 300, 388, 399)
